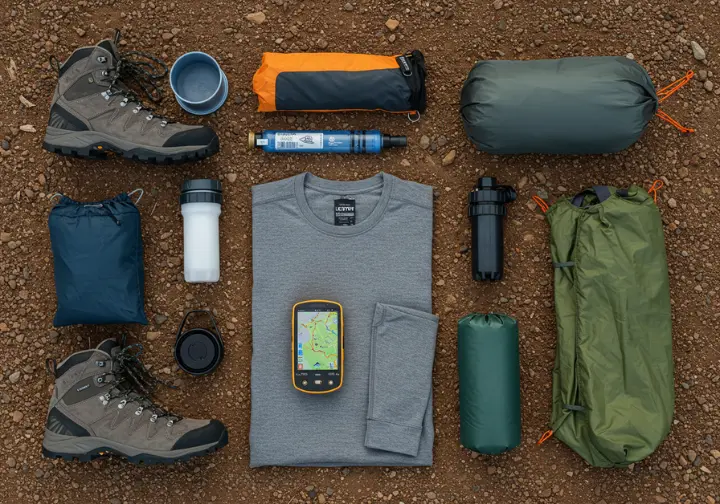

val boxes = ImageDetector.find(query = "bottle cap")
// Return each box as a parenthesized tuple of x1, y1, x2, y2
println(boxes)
(174, 310, 224, 376)
(180, 179, 223, 205)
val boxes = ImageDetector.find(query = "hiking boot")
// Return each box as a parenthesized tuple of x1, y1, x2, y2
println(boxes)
(43, 31, 219, 163)
(42, 338, 228, 464)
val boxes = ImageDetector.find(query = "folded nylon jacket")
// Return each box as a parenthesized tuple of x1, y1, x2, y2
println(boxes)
(545, 185, 674, 467)
(253, 51, 426, 114)
(460, 56, 658, 154)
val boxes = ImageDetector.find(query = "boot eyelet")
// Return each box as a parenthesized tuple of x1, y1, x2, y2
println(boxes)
(160, 121, 167, 127)
(101, 70, 108, 77)
(96, 376, 103, 383)
(118, 399, 127, 409)
(166, 420, 174, 427)
(150, 414, 158, 423)
(133, 109, 139, 114)
(135, 407, 144, 416)
(95, 360, 105, 367)
(146, 115, 153, 121)
(97, 56, 107, 63)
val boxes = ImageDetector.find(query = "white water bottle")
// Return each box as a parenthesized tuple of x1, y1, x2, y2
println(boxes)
(180, 179, 222, 283)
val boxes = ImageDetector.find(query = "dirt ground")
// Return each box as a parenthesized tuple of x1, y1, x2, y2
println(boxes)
(1, 0, 719, 503)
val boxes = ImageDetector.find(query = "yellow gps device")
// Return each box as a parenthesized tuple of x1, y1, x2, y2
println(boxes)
(292, 300, 343, 394)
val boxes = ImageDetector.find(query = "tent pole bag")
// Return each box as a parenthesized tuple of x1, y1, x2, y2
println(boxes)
(460, 56, 694, 154)
(458, 313, 521, 454)
(538, 185, 674, 467)
(49, 192, 148, 326)
(252, 51, 426, 117)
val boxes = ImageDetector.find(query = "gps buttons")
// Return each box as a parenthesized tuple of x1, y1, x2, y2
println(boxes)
(314, 380, 323, 385)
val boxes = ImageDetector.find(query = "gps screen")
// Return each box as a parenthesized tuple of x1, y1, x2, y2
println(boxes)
(296, 311, 339, 371)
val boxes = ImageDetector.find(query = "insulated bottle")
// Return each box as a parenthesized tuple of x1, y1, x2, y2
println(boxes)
(249, 130, 407, 154)
(468, 177, 516, 281)
(180, 179, 222, 283)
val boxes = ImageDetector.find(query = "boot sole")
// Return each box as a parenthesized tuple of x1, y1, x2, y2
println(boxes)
(41, 428, 228, 465)
(42, 127, 219, 164)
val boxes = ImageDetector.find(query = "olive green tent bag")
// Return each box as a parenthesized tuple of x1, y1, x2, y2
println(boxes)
(539, 185, 674, 467)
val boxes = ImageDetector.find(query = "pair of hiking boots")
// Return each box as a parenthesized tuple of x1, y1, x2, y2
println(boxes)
(44, 31, 219, 163)
(43, 337, 228, 464)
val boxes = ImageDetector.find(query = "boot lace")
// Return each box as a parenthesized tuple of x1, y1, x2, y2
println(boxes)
(98, 338, 181, 425)
(99, 30, 171, 125)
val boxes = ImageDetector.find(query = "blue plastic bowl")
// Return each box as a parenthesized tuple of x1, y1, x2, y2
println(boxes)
(169, 52, 228, 116)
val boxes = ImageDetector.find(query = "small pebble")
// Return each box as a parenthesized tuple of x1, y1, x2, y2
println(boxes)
(691, 41, 706, 61)
(385, 19, 400, 32)
(442, 150, 456, 166)
(246, 12, 266, 24)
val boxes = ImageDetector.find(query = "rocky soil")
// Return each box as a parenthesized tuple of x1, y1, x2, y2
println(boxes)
(1, 0, 719, 503)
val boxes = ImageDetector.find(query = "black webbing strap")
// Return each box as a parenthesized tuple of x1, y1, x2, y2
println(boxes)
(572, 186, 612, 207)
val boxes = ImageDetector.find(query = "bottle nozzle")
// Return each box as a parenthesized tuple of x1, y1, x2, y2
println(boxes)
(382, 135, 407, 149)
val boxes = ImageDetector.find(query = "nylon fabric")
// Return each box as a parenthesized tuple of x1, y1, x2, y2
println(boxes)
(460, 56, 658, 154)
(253, 51, 425, 113)
(49, 193, 147, 326)
(545, 185, 674, 467)
(458, 314, 521, 454)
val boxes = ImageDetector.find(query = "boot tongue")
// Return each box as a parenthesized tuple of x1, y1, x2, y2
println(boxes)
(96, 39, 120, 62)
(96, 338, 119, 355)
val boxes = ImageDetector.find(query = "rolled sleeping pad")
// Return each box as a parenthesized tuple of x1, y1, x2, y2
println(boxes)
(458, 313, 521, 454)
(460, 56, 659, 155)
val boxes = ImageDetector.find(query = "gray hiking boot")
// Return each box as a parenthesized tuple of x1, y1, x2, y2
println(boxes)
(42, 338, 228, 464)
(43, 31, 219, 163)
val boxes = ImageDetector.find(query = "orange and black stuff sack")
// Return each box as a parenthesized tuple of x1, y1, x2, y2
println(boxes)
(252, 50, 426, 116)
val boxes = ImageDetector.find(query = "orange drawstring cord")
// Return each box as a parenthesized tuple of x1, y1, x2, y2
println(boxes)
(648, 179, 664, 204)
(537, 430, 554, 446)
(655, 70, 696, 134)
(657, 70, 695, 103)
(532, 195, 549, 213)
(656, 110, 695, 134)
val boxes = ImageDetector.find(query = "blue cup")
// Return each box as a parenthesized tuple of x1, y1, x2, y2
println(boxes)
(169, 52, 228, 115)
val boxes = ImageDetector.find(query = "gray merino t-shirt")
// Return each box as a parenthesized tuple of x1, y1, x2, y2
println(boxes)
(250, 172, 438, 467)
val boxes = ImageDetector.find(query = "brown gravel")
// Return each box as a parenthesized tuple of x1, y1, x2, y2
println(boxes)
(1, 1, 719, 504)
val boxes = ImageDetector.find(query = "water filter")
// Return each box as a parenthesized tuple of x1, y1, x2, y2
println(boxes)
(180, 179, 222, 283)
(249, 130, 407, 154)
(468, 177, 516, 281)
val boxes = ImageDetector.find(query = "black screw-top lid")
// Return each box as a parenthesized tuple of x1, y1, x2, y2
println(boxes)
(174, 328, 224, 376)
(179, 179, 223, 205)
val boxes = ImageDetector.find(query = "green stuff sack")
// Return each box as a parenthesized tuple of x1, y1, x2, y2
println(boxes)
(458, 314, 521, 454)
(543, 185, 674, 467)
(460, 56, 658, 154)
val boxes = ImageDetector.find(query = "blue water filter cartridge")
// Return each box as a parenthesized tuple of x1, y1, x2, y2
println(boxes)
(249, 130, 407, 154)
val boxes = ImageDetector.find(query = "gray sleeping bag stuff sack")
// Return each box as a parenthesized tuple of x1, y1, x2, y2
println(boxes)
(460, 56, 659, 155)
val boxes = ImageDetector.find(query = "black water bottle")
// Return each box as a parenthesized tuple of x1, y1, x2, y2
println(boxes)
(468, 177, 517, 281)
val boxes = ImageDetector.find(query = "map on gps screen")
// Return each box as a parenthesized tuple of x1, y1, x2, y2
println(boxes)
(296, 311, 339, 371)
